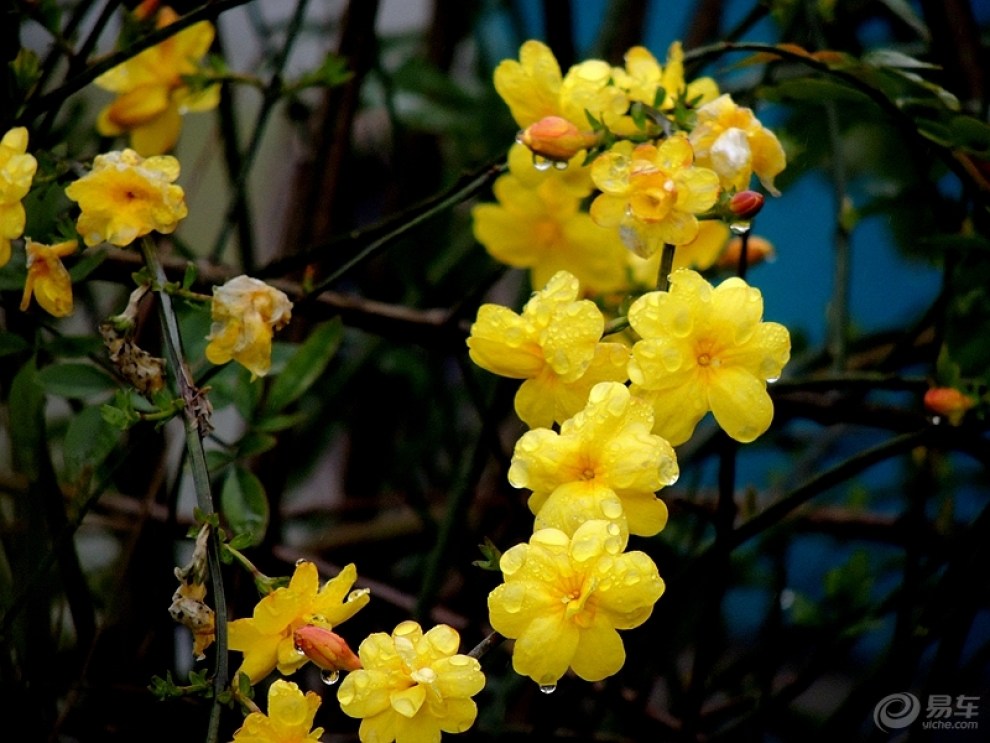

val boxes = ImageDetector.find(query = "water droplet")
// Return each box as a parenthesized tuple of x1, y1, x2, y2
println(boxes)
(552, 160, 568, 170)
(539, 684, 557, 695)
(766, 376, 779, 384)
(931, 415, 942, 425)
(514, 131, 526, 145)
(293, 640, 304, 654)
(295, 558, 308, 566)
(321, 669, 340, 685)
(533, 159, 553, 172)
(729, 222, 751, 236)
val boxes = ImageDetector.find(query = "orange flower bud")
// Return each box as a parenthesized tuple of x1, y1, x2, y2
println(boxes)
(728, 190, 765, 220)
(133, 0, 161, 21)
(716, 235, 775, 269)
(518, 116, 600, 161)
(924, 387, 976, 425)
(293, 625, 362, 672)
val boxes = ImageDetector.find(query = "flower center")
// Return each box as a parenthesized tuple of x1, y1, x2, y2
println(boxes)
(697, 352, 711, 366)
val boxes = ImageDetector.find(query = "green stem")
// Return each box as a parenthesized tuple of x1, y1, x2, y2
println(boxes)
(140, 237, 228, 743)
(657, 243, 676, 291)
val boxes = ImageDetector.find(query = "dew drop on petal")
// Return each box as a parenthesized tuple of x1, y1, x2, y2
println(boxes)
(295, 558, 308, 566)
(539, 684, 557, 695)
(601, 499, 623, 520)
(729, 221, 751, 236)
(321, 669, 340, 686)
(766, 376, 779, 384)
(553, 160, 569, 170)
(533, 157, 553, 172)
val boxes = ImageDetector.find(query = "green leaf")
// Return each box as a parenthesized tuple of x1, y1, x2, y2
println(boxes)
(220, 466, 269, 547)
(265, 318, 343, 413)
(37, 362, 117, 399)
(762, 77, 873, 105)
(948, 115, 990, 157)
(0, 333, 30, 357)
(863, 49, 940, 70)
(8, 358, 46, 477)
(254, 411, 308, 432)
(237, 431, 277, 459)
(64, 405, 122, 484)
(68, 247, 107, 281)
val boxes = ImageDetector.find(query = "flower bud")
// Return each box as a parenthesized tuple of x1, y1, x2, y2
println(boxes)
(716, 235, 775, 269)
(728, 190, 765, 220)
(924, 387, 976, 425)
(293, 625, 362, 672)
(518, 116, 600, 161)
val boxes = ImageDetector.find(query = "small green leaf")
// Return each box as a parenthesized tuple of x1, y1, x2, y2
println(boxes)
(237, 431, 277, 459)
(9, 358, 45, 477)
(220, 466, 269, 547)
(37, 362, 117, 399)
(265, 318, 343, 413)
(0, 333, 30, 357)
(64, 405, 122, 484)
(864, 49, 940, 70)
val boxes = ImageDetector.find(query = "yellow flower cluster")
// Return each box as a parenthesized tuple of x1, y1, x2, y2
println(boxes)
(231, 679, 324, 743)
(465, 37, 794, 691)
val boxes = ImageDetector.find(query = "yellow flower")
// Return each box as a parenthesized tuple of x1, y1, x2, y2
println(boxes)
(509, 381, 677, 537)
(228, 561, 370, 685)
(95, 6, 219, 155)
(610, 42, 719, 135)
(472, 144, 631, 294)
(64, 149, 188, 247)
(0, 127, 38, 267)
(590, 135, 721, 257)
(19, 238, 78, 317)
(494, 40, 628, 136)
(466, 270, 629, 428)
(205, 275, 293, 379)
(688, 93, 787, 195)
(628, 268, 791, 445)
(231, 679, 324, 743)
(337, 621, 485, 743)
(488, 519, 664, 687)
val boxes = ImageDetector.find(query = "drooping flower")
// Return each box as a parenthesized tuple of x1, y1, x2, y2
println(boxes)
(472, 144, 631, 293)
(0, 127, 38, 267)
(688, 93, 787, 195)
(493, 40, 628, 140)
(228, 561, 370, 685)
(205, 275, 293, 379)
(19, 239, 78, 317)
(508, 381, 677, 537)
(337, 621, 485, 743)
(64, 149, 188, 247)
(488, 519, 664, 687)
(231, 679, 324, 743)
(590, 135, 721, 257)
(95, 6, 219, 155)
(628, 268, 791, 445)
(610, 42, 719, 135)
(466, 270, 629, 428)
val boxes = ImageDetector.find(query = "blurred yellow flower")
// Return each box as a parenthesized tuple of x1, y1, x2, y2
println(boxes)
(95, 6, 219, 155)
(466, 270, 628, 428)
(337, 621, 485, 743)
(65, 149, 187, 247)
(0, 127, 38, 267)
(494, 40, 628, 137)
(488, 519, 664, 687)
(689, 93, 787, 195)
(473, 144, 630, 293)
(628, 268, 791, 445)
(205, 275, 293, 379)
(590, 135, 721, 257)
(509, 381, 677, 537)
(231, 679, 324, 743)
(228, 561, 369, 685)
(19, 239, 78, 317)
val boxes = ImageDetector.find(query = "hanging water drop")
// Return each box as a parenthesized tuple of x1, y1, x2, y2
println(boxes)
(552, 159, 568, 170)
(729, 221, 751, 236)
(539, 684, 557, 695)
(533, 158, 553, 172)
(766, 376, 779, 384)
(295, 558, 308, 566)
(321, 669, 340, 686)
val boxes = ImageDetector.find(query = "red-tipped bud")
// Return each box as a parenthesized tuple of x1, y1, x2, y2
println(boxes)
(717, 235, 776, 269)
(728, 190, 765, 220)
(518, 116, 600, 161)
(293, 626, 362, 672)
(133, 0, 161, 21)
(924, 387, 976, 425)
